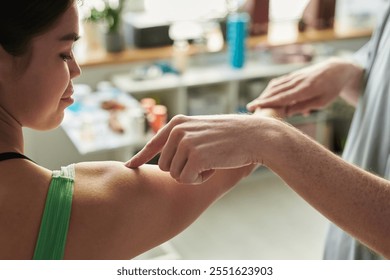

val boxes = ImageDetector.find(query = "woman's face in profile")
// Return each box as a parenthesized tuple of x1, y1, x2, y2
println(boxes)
(2, 2, 81, 130)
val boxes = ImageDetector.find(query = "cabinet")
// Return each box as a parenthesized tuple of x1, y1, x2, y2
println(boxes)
(111, 56, 310, 117)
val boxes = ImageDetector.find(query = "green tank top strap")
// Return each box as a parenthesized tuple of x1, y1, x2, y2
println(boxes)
(33, 164, 75, 260)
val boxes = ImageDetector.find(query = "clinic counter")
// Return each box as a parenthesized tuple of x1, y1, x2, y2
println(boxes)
(76, 22, 373, 68)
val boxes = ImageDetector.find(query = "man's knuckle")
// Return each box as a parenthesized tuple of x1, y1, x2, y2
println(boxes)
(172, 114, 188, 124)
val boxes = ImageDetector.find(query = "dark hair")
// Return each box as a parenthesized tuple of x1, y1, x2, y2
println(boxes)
(0, 0, 75, 56)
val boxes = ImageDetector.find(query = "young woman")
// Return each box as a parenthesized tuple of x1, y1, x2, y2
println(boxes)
(0, 0, 255, 259)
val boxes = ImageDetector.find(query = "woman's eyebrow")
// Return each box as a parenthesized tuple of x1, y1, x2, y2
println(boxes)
(59, 32, 81, 42)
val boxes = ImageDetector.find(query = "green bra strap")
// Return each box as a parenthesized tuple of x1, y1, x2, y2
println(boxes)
(33, 165, 75, 260)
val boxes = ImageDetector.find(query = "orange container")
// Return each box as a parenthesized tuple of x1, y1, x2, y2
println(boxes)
(151, 105, 168, 133)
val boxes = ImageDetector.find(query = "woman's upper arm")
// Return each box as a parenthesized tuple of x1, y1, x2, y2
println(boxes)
(64, 161, 247, 259)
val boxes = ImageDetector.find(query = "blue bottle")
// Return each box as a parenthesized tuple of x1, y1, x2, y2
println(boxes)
(227, 12, 250, 69)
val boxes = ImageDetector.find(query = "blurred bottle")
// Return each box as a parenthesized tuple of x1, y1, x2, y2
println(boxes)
(150, 105, 168, 133)
(226, 12, 250, 69)
(169, 21, 202, 74)
(300, 0, 336, 31)
(140, 98, 168, 134)
(243, 0, 269, 36)
(172, 40, 189, 74)
(140, 97, 156, 134)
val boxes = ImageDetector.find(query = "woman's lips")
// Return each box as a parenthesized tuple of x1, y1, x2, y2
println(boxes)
(61, 92, 74, 104)
(61, 87, 74, 101)
(61, 97, 74, 105)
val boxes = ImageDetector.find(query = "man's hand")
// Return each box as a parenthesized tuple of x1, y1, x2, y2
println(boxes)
(126, 114, 267, 184)
(247, 58, 363, 116)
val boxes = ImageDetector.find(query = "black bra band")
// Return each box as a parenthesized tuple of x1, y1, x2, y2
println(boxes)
(0, 152, 33, 162)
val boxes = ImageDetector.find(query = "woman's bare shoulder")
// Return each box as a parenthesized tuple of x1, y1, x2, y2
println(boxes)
(0, 160, 52, 259)
(0, 160, 164, 259)
(65, 161, 173, 259)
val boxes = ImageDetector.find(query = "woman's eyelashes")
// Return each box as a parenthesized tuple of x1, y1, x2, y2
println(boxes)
(60, 52, 73, 62)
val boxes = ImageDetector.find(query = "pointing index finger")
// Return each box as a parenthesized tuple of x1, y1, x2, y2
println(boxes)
(125, 122, 173, 168)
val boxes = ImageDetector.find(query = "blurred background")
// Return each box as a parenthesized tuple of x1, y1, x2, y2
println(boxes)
(24, 0, 387, 259)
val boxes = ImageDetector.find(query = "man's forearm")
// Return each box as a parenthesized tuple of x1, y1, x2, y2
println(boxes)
(261, 119, 390, 258)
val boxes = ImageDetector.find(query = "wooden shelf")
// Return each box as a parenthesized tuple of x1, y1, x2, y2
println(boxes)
(76, 21, 372, 68)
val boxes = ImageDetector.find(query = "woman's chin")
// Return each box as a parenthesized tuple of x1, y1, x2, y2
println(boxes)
(27, 113, 64, 131)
